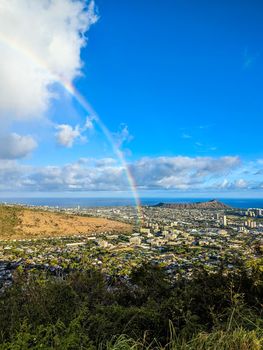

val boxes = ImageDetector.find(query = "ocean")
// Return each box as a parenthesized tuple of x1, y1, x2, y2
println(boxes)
(0, 197, 263, 209)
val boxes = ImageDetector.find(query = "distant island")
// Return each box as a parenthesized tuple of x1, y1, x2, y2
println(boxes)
(153, 199, 231, 210)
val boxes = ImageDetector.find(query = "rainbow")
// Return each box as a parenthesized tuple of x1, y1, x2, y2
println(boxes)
(0, 32, 143, 224)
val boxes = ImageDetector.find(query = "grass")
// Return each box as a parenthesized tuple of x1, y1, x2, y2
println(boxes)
(104, 328, 263, 350)
(0, 204, 131, 240)
(0, 205, 21, 239)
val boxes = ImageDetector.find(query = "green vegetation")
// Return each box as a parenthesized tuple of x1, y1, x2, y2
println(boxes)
(0, 260, 262, 349)
(0, 204, 262, 348)
(0, 205, 21, 239)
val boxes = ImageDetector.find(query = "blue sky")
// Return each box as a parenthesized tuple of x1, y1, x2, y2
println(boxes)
(0, 0, 262, 197)
(81, 0, 263, 159)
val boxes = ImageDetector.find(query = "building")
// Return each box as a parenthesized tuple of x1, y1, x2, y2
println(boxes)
(245, 220, 257, 229)
(130, 236, 142, 245)
(140, 227, 151, 234)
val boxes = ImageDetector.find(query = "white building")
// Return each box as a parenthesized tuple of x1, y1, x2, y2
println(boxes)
(130, 236, 142, 245)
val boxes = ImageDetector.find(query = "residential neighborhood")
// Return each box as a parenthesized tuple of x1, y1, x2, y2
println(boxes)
(0, 203, 262, 291)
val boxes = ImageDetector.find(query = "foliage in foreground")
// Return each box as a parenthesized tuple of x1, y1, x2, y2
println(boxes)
(0, 259, 262, 349)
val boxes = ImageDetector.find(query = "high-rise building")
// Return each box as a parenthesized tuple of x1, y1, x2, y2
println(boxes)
(223, 215, 227, 226)
(245, 220, 257, 229)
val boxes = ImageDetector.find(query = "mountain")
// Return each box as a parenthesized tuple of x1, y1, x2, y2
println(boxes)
(153, 199, 231, 210)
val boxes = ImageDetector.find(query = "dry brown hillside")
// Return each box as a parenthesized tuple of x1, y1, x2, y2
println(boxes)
(0, 205, 132, 240)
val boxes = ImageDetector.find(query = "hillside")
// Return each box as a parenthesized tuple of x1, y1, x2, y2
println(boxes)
(0, 205, 132, 240)
(0, 262, 262, 349)
(154, 199, 231, 210)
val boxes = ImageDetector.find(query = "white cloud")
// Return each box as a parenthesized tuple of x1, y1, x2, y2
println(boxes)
(95, 158, 117, 167)
(0, 155, 251, 193)
(0, 0, 98, 119)
(195, 142, 203, 147)
(235, 179, 248, 189)
(55, 124, 81, 147)
(0, 160, 30, 190)
(113, 124, 133, 148)
(0, 133, 37, 159)
(215, 178, 251, 191)
(182, 133, 192, 139)
(129, 156, 241, 190)
(22, 161, 127, 191)
(55, 115, 95, 147)
(218, 179, 230, 189)
(84, 116, 95, 130)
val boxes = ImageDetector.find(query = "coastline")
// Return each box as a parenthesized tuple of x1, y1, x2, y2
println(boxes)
(1, 197, 263, 209)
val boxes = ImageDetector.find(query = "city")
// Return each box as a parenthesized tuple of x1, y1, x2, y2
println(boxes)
(1, 202, 262, 291)
(0, 0, 263, 348)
